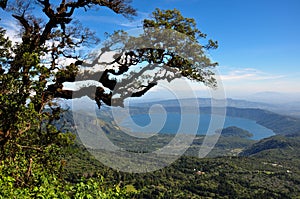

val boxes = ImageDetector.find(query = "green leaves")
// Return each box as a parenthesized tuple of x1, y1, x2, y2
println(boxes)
(0, 159, 130, 198)
(96, 8, 219, 102)
(144, 8, 200, 40)
(0, 26, 11, 73)
(0, 1, 138, 198)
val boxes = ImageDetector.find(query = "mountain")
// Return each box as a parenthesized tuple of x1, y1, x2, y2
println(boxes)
(239, 133, 300, 166)
(217, 126, 253, 138)
(246, 91, 300, 104)
(132, 97, 275, 109)
(132, 97, 300, 118)
(224, 107, 300, 135)
(63, 96, 300, 118)
(59, 106, 300, 198)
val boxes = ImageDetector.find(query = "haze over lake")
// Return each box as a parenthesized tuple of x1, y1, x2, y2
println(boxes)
(121, 113, 275, 140)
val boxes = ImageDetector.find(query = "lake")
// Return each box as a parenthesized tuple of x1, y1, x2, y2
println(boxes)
(120, 113, 275, 140)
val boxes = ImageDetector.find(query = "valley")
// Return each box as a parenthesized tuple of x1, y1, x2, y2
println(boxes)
(57, 98, 300, 197)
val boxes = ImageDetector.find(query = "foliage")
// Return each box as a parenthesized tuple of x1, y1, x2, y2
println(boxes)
(0, 0, 135, 197)
(1, 1, 298, 198)
(0, 160, 129, 198)
(62, 143, 300, 199)
(60, 109, 300, 198)
(78, 8, 218, 107)
(1, 2, 218, 109)
(0, 0, 220, 197)
(217, 126, 253, 138)
(0, 26, 76, 187)
(240, 133, 300, 159)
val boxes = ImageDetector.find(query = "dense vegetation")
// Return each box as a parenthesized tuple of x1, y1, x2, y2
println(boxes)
(60, 109, 300, 198)
(1, 0, 299, 198)
(216, 126, 253, 138)
(0, 1, 223, 197)
(62, 135, 300, 198)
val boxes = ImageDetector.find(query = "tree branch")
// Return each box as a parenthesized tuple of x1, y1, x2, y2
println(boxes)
(12, 14, 32, 38)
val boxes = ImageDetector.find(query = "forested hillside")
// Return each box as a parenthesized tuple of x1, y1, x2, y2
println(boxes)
(59, 109, 300, 198)
(62, 141, 300, 198)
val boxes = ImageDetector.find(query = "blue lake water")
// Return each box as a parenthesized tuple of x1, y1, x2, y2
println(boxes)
(120, 113, 275, 140)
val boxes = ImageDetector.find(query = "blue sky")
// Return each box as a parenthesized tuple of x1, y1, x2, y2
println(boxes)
(68, 0, 300, 98)
(1, 0, 300, 100)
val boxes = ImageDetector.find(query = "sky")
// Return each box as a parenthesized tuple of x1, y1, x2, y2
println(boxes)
(0, 0, 300, 101)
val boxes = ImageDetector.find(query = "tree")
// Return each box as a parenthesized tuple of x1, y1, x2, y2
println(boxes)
(0, 0, 218, 193)
(0, 0, 136, 189)
(67, 8, 218, 107)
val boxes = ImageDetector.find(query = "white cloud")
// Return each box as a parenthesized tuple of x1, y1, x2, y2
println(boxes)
(214, 67, 300, 98)
(76, 11, 149, 29)
(119, 20, 142, 28)
(1, 18, 21, 44)
(119, 11, 149, 28)
(220, 68, 284, 81)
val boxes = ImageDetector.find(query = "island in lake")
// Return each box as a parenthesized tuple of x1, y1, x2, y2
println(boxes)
(216, 126, 253, 138)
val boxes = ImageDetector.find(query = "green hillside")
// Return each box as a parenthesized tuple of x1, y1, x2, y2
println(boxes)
(217, 126, 253, 138)
(240, 133, 300, 163)
(62, 144, 300, 198)
(58, 110, 300, 198)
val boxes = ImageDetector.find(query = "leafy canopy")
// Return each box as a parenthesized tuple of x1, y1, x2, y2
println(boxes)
(71, 8, 218, 107)
(0, 0, 136, 191)
(0, 0, 218, 196)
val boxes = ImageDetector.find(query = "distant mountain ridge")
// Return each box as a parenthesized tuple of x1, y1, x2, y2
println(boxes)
(247, 91, 300, 104)
(132, 98, 275, 109)
(131, 97, 300, 118)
